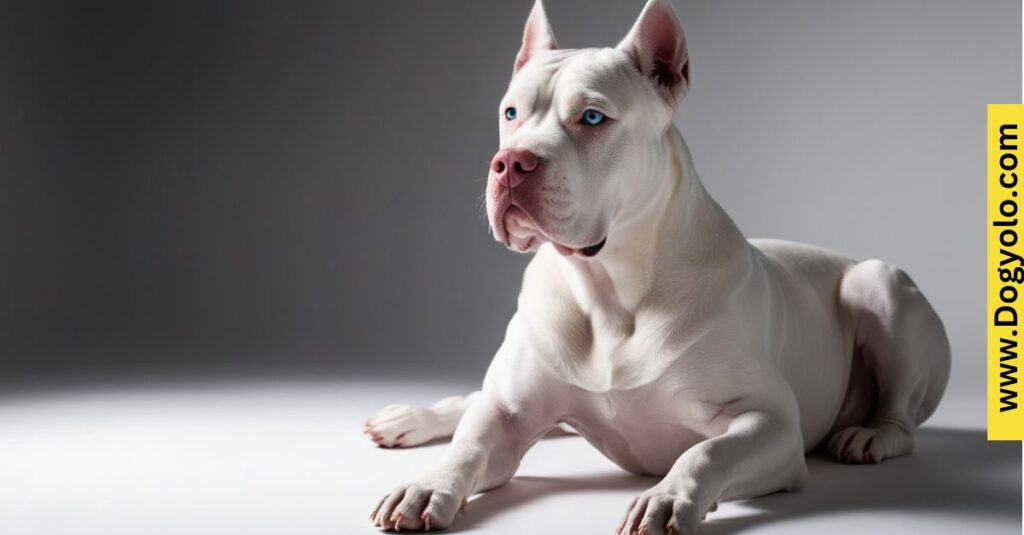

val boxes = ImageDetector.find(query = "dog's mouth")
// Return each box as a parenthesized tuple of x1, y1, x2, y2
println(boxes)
(498, 202, 606, 257)
(578, 238, 606, 257)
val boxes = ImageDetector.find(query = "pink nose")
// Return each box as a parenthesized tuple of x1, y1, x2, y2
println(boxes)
(491, 148, 540, 188)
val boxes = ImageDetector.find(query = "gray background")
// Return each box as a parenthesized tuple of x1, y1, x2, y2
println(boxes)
(1, 0, 1019, 408)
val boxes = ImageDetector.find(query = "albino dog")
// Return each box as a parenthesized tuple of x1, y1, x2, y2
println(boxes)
(366, 1, 950, 532)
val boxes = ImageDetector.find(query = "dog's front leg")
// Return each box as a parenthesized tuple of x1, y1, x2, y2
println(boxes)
(370, 389, 553, 531)
(618, 409, 808, 535)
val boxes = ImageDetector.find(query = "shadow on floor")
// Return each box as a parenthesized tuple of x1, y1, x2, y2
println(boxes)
(455, 471, 659, 532)
(454, 428, 1020, 533)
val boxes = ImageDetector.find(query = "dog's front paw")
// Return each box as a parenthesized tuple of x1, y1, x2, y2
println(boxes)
(616, 485, 717, 535)
(370, 482, 466, 531)
(364, 404, 441, 448)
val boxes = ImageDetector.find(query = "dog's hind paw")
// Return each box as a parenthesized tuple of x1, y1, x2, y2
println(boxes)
(827, 422, 913, 464)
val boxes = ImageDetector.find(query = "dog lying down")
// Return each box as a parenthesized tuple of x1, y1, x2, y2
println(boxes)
(365, 1, 950, 532)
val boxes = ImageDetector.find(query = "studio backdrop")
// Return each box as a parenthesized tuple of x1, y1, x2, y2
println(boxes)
(1, 0, 1018, 414)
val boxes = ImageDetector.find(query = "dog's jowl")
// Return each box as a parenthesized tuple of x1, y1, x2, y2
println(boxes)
(365, 0, 950, 532)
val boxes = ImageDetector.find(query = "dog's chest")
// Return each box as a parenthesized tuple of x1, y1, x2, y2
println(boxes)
(561, 383, 729, 476)
(534, 304, 704, 393)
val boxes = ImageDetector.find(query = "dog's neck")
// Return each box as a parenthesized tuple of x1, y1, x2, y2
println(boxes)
(555, 127, 750, 331)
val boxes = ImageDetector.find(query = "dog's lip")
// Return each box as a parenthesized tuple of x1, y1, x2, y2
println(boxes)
(500, 202, 547, 251)
(579, 238, 607, 257)
(497, 200, 606, 257)
(493, 195, 513, 246)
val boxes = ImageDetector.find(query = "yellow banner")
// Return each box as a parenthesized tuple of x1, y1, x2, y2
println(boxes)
(988, 104, 1024, 440)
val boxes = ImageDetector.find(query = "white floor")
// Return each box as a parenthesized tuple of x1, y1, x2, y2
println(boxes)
(0, 378, 1018, 534)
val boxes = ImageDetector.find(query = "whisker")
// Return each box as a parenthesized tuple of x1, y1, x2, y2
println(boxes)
(476, 188, 490, 227)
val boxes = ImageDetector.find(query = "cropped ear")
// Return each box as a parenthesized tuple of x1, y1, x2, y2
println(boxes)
(514, 0, 558, 74)
(617, 0, 690, 103)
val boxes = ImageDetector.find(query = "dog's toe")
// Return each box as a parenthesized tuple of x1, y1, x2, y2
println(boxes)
(828, 426, 897, 464)
(618, 487, 707, 535)
(372, 483, 463, 531)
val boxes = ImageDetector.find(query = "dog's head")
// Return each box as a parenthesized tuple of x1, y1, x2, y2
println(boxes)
(486, 0, 690, 257)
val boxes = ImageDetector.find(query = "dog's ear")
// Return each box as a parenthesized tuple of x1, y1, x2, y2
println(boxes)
(514, 0, 558, 74)
(617, 0, 690, 103)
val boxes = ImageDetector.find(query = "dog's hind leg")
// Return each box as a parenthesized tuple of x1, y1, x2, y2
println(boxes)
(364, 391, 481, 448)
(828, 260, 951, 464)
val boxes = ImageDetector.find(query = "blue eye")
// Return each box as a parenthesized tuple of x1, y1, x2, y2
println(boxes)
(504, 107, 517, 121)
(581, 109, 605, 126)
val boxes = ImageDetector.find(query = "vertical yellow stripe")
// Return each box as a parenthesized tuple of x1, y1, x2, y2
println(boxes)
(988, 104, 1024, 440)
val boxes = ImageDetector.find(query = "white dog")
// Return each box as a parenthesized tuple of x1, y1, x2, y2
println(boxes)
(366, 1, 950, 532)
